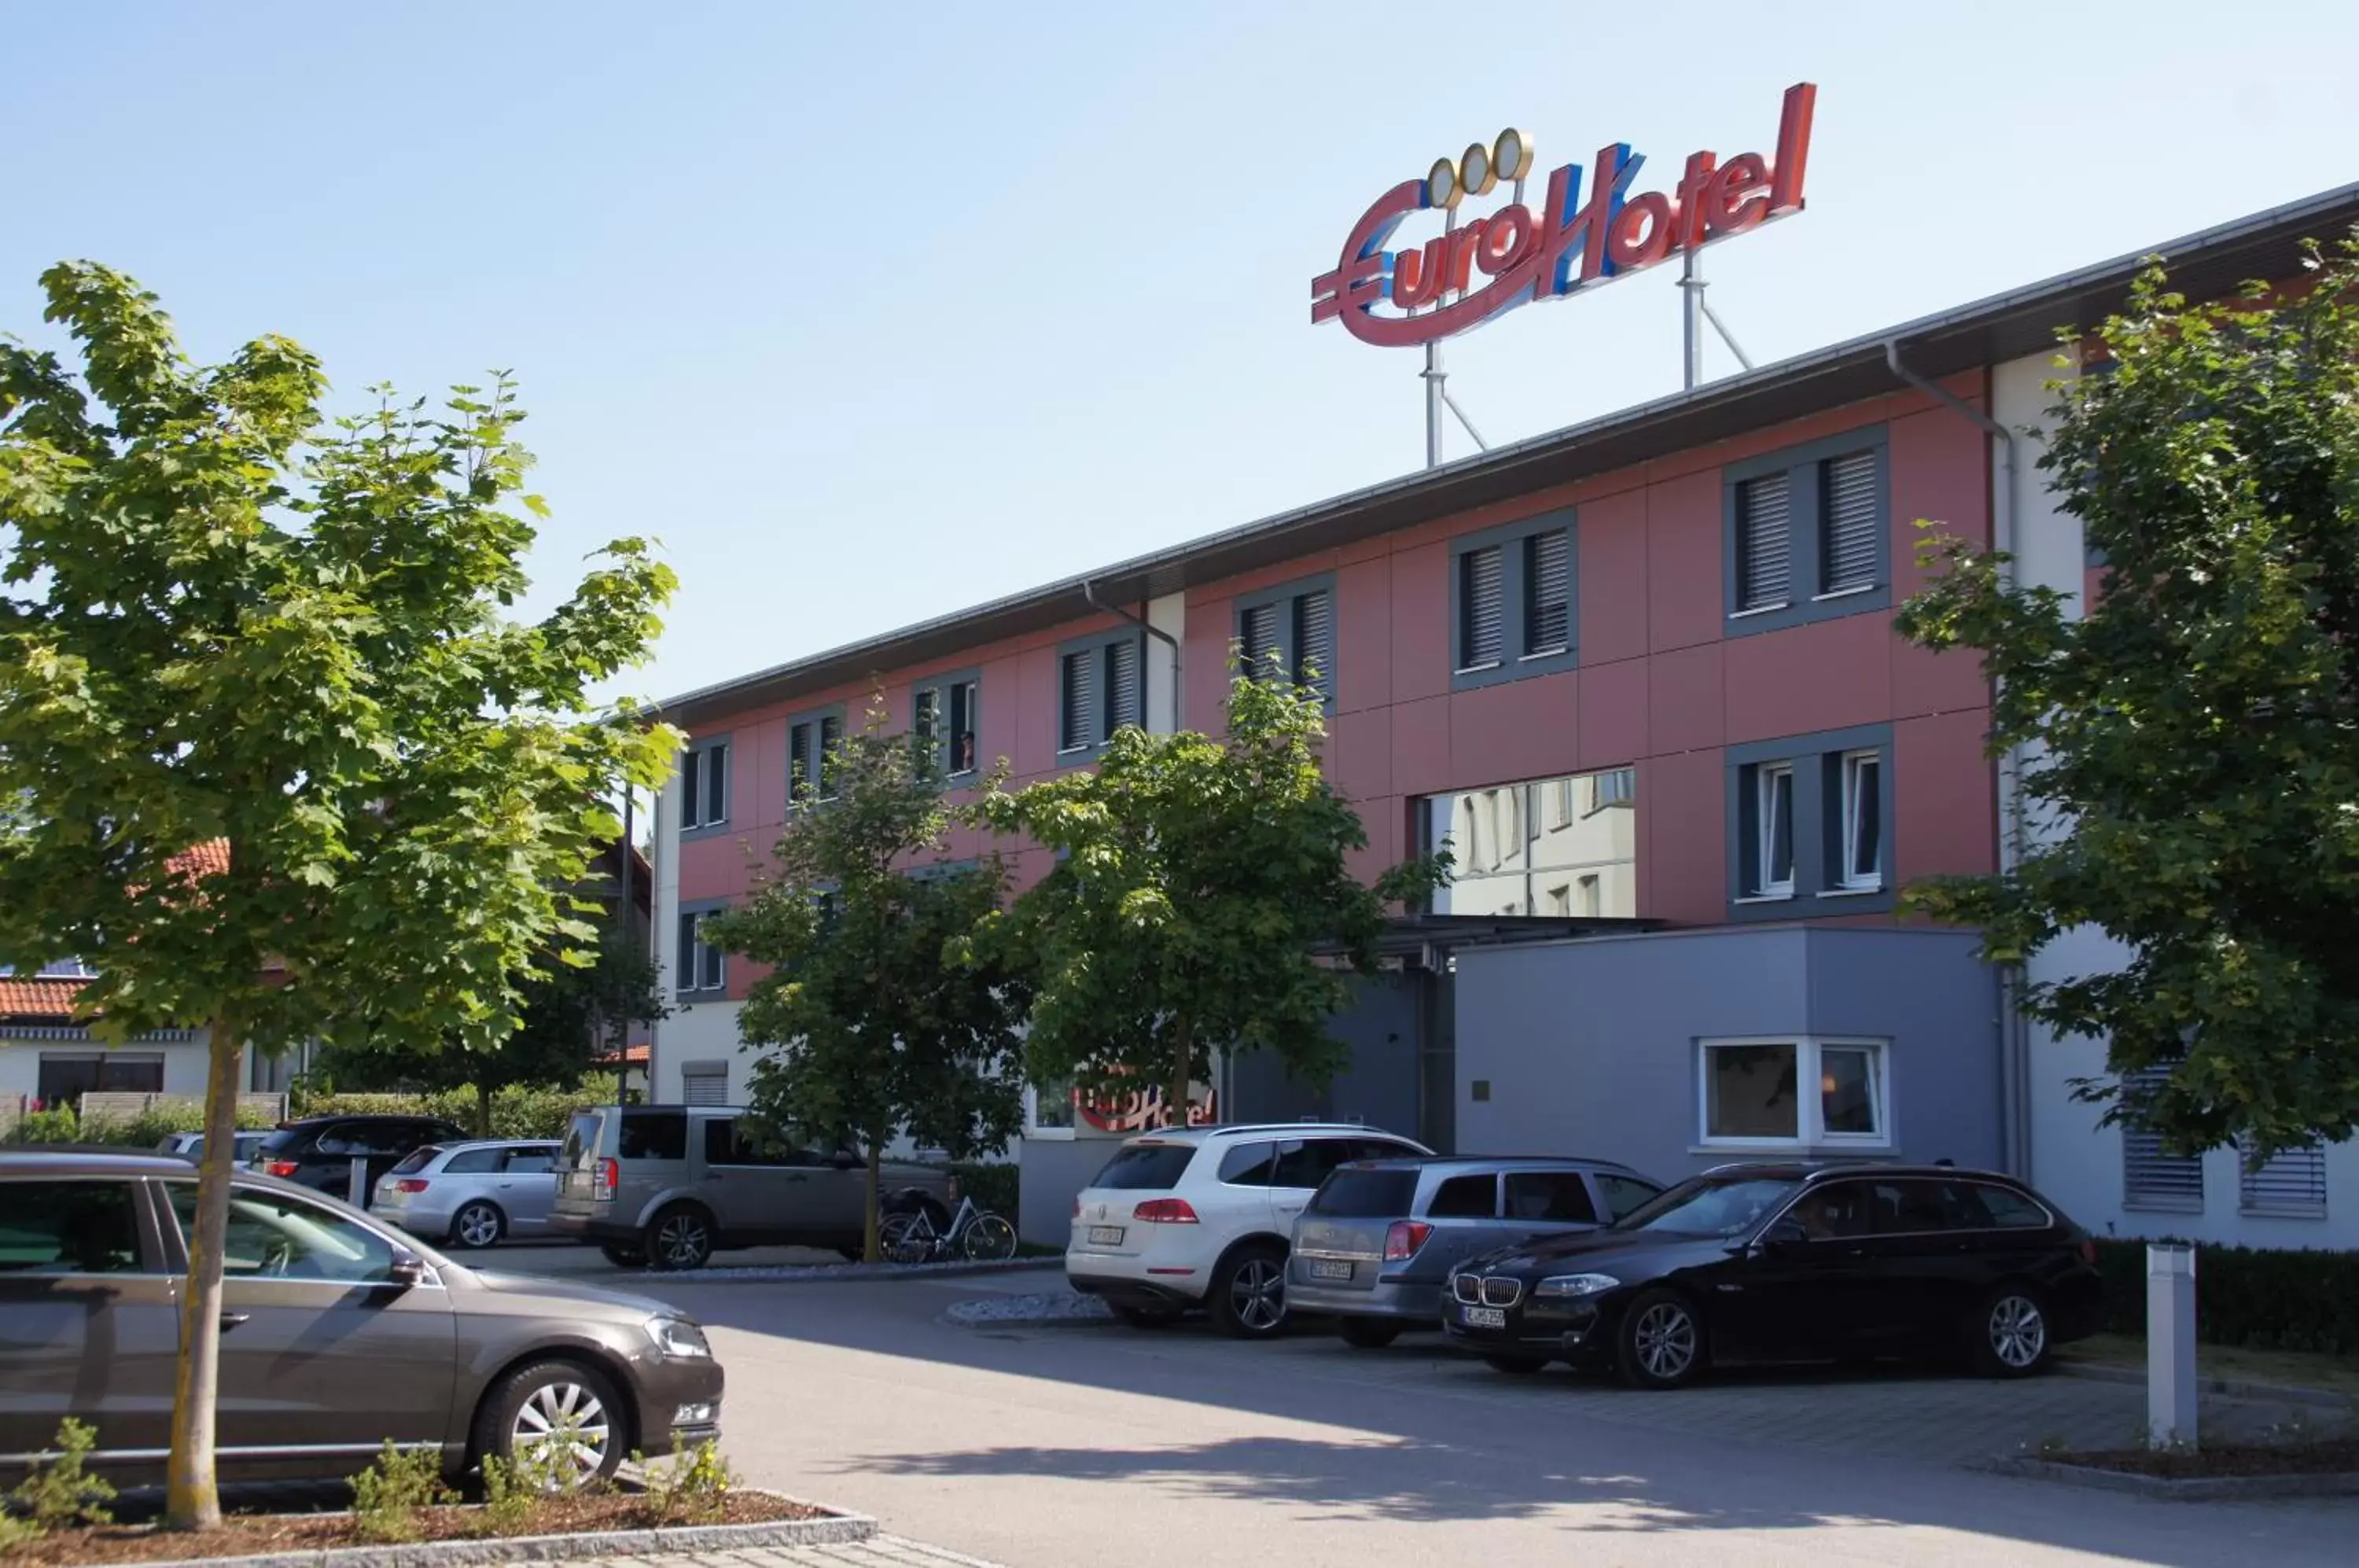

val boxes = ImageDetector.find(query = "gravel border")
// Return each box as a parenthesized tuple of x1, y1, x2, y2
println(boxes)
(636, 1256, 1059, 1285)
(2052, 1358, 2355, 1412)
(944, 1290, 1117, 1328)
(123, 1493, 871, 1568)
(1976, 1455, 2359, 1500)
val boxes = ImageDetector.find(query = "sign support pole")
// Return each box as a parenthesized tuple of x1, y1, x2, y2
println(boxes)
(1680, 250, 1705, 390)
(1422, 340, 1444, 468)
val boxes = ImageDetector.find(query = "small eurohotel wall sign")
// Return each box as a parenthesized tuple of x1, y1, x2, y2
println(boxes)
(1310, 83, 1817, 347)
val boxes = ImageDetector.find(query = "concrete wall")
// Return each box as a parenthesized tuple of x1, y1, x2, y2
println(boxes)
(1453, 926, 2000, 1187)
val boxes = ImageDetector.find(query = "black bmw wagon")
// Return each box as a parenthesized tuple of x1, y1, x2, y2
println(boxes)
(1443, 1162, 2105, 1389)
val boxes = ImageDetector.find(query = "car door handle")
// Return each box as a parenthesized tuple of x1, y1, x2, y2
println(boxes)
(219, 1312, 251, 1331)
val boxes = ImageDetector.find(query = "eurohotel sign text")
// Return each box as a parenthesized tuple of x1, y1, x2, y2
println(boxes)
(1310, 83, 1817, 347)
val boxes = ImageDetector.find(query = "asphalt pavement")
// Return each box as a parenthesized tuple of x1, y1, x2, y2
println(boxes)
(477, 1252, 2357, 1568)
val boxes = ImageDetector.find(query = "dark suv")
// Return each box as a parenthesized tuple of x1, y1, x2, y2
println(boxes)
(252, 1114, 469, 1206)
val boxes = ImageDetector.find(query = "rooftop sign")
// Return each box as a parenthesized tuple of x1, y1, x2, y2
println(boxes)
(1310, 83, 1817, 348)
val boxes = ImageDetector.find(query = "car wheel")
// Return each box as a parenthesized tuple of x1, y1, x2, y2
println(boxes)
(448, 1200, 506, 1250)
(1112, 1303, 1181, 1330)
(1208, 1242, 1290, 1340)
(645, 1205, 715, 1270)
(1616, 1286, 1706, 1390)
(1483, 1353, 1548, 1375)
(1972, 1284, 2052, 1378)
(474, 1358, 627, 1488)
(598, 1243, 646, 1268)
(1338, 1319, 1402, 1350)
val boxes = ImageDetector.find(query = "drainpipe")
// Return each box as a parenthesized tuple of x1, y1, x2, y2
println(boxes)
(1080, 579, 1183, 733)
(1882, 340, 2033, 1182)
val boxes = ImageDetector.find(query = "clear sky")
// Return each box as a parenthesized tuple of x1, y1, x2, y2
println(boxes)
(8, 2, 2358, 706)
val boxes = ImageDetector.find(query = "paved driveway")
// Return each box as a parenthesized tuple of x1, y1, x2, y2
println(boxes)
(546, 1267, 2353, 1568)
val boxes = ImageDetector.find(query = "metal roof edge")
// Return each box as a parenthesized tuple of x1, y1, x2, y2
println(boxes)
(657, 181, 2359, 724)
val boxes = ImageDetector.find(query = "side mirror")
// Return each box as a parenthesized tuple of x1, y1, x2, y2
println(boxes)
(388, 1252, 429, 1289)
(1756, 1218, 1809, 1253)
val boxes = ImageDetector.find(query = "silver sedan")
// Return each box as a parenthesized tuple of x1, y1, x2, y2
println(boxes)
(373, 1139, 561, 1250)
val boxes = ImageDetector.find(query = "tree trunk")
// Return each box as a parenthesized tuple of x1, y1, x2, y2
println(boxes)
(474, 1080, 493, 1139)
(1167, 1011, 1193, 1131)
(863, 1139, 883, 1264)
(165, 1018, 241, 1531)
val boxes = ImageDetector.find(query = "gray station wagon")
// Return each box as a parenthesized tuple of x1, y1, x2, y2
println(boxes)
(1288, 1156, 1664, 1346)
(551, 1105, 951, 1269)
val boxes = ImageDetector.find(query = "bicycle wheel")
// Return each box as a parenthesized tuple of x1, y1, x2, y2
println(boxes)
(962, 1212, 1018, 1262)
(878, 1212, 931, 1264)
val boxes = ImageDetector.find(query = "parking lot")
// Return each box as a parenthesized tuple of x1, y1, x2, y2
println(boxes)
(491, 1255, 2357, 1568)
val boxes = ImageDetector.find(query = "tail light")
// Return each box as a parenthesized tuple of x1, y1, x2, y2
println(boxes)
(265, 1160, 300, 1179)
(1072, 1196, 1081, 1220)
(2077, 1238, 2099, 1267)
(1131, 1198, 1200, 1224)
(394, 1179, 431, 1194)
(1384, 1220, 1433, 1261)
(593, 1158, 618, 1199)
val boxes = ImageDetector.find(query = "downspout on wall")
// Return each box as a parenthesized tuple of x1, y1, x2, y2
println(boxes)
(1081, 579, 1183, 733)
(1882, 340, 2033, 1181)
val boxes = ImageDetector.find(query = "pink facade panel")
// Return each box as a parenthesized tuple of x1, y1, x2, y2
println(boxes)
(1723, 611, 1895, 746)
(1641, 748, 1726, 926)
(1576, 657, 1648, 772)
(1388, 695, 1453, 801)
(1448, 672, 1578, 791)
(1645, 641, 1724, 756)
(1574, 487, 1649, 666)
(1330, 704, 1393, 804)
(1893, 709, 1997, 889)
(1645, 468, 1724, 653)
(1386, 543, 1452, 708)
(1335, 557, 1393, 715)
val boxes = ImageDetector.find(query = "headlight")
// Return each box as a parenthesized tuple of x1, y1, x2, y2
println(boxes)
(1532, 1272, 1621, 1299)
(646, 1316, 712, 1359)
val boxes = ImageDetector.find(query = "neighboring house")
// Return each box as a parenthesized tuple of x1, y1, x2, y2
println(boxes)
(643, 181, 2359, 1248)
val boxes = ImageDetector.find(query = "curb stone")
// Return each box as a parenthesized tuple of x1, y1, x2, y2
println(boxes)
(636, 1257, 1058, 1286)
(1974, 1455, 2359, 1500)
(126, 1495, 871, 1568)
(2052, 1358, 2356, 1413)
(943, 1291, 1117, 1329)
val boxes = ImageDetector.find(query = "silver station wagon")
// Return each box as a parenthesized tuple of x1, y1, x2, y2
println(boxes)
(1289, 1156, 1664, 1346)
(374, 1139, 563, 1250)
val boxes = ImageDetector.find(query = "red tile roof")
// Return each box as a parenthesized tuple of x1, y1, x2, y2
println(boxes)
(0, 976, 91, 1020)
(167, 839, 230, 880)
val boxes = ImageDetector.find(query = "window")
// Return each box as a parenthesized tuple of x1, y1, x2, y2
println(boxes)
(1234, 576, 1338, 705)
(36, 957, 96, 978)
(1724, 429, 1889, 634)
(2122, 1066, 2203, 1213)
(1271, 1138, 1360, 1191)
(1092, 1143, 1197, 1191)
(1058, 630, 1144, 755)
(1698, 1038, 1890, 1148)
(1836, 749, 1883, 890)
(167, 1183, 404, 1284)
(35, 1052, 164, 1105)
(1595, 1173, 1662, 1221)
(679, 739, 730, 831)
(675, 908, 725, 995)
(2238, 1136, 2326, 1219)
(1450, 513, 1577, 688)
(1422, 768, 1638, 918)
(1426, 1172, 1498, 1218)
(442, 1147, 502, 1174)
(1503, 1172, 1597, 1224)
(0, 1180, 149, 1275)
(679, 1066, 729, 1108)
(914, 673, 981, 779)
(1025, 1080, 1076, 1137)
(1959, 1183, 2052, 1230)
(1310, 1169, 1420, 1216)
(617, 1109, 690, 1158)
(1216, 1141, 1282, 1186)
(1742, 761, 1795, 897)
(504, 1147, 557, 1175)
(786, 707, 845, 806)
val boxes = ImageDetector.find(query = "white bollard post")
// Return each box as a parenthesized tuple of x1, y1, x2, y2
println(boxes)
(2147, 1242, 2199, 1450)
(349, 1154, 369, 1208)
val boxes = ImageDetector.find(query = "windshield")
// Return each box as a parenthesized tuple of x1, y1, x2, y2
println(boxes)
(1308, 1168, 1420, 1217)
(1089, 1143, 1195, 1191)
(389, 1147, 442, 1176)
(1610, 1176, 1800, 1238)
(560, 1111, 604, 1169)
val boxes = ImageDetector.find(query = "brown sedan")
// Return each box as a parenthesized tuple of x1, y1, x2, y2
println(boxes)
(0, 1150, 723, 1485)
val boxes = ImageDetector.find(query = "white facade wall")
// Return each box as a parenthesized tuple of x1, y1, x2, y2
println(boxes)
(0, 1036, 215, 1102)
(1998, 348, 2359, 1247)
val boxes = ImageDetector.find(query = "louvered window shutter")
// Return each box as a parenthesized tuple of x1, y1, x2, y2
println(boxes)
(1293, 589, 1334, 700)
(1525, 529, 1570, 654)
(1241, 602, 1280, 679)
(680, 749, 701, 828)
(818, 715, 842, 797)
(1461, 546, 1503, 667)
(1737, 473, 1791, 611)
(2239, 1136, 2327, 1216)
(1105, 638, 1140, 732)
(705, 744, 727, 824)
(1820, 452, 1879, 594)
(2122, 1067, 2205, 1210)
(1061, 650, 1095, 750)
(788, 724, 810, 803)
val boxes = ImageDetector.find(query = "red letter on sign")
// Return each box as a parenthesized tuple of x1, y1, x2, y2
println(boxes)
(1392, 237, 1448, 309)
(1708, 152, 1772, 236)
(1673, 150, 1717, 250)
(1606, 190, 1673, 271)
(1769, 81, 1816, 215)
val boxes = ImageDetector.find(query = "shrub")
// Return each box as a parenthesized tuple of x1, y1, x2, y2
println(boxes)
(945, 1160, 1018, 1221)
(10, 1418, 116, 1531)
(349, 1440, 455, 1544)
(2092, 1237, 2359, 1353)
(2, 1106, 80, 1146)
(635, 1436, 735, 1526)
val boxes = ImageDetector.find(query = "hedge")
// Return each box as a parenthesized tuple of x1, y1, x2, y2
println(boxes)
(288, 1084, 609, 1141)
(2092, 1237, 2359, 1354)
(2, 1102, 277, 1149)
(944, 1159, 1019, 1221)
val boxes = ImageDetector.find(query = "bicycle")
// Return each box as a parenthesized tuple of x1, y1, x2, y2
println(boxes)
(879, 1193, 1018, 1264)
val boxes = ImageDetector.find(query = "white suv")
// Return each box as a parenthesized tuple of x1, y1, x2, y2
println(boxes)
(1066, 1123, 1432, 1338)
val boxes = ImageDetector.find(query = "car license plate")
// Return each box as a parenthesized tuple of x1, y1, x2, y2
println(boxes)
(1461, 1305, 1507, 1329)
(1308, 1259, 1352, 1282)
(1087, 1225, 1124, 1246)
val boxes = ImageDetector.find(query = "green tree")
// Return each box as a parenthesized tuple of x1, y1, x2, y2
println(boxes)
(1896, 241, 2359, 1158)
(0, 264, 676, 1529)
(980, 664, 1447, 1119)
(704, 698, 1028, 1262)
(312, 932, 665, 1133)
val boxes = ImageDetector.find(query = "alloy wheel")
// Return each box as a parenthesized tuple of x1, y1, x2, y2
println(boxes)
(1632, 1300, 1698, 1382)
(511, 1379, 611, 1488)
(1988, 1294, 2047, 1369)
(454, 1202, 501, 1249)
(1230, 1257, 1286, 1332)
(656, 1212, 709, 1268)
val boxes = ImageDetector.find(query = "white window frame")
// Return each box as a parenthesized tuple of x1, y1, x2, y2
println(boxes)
(1754, 762, 1795, 897)
(677, 910, 726, 996)
(1022, 1081, 1076, 1141)
(1838, 749, 1882, 891)
(679, 740, 729, 831)
(1696, 1036, 1892, 1151)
